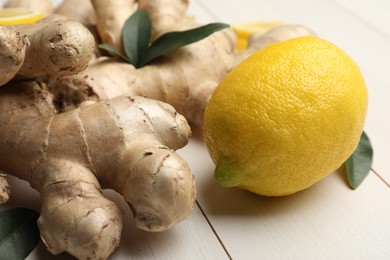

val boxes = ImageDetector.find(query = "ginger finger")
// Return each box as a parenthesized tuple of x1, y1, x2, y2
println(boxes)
(0, 172, 10, 204)
(138, 0, 190, 38)
(13, 16, 95, 79)
(0, 26, 27, 86)
(91, 0, 135, 53)
(35, 159, 122, 259)
(55, 0, 96, 26)
(120, 146, 195, 231)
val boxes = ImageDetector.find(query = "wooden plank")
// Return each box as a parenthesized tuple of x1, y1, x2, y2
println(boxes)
(196, 0, 390, 183)
(106, 190, 229, 260)
(187, 0, 220, 24)
(1, 173, 228, 259)
(178, 139, 390, 259)
(331, 0, 390, 39)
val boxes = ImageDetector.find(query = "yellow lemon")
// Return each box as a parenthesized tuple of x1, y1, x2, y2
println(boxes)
(232, 21, 283, 50)
(203, 36, 368, 196)
(0, 8, 43, 25)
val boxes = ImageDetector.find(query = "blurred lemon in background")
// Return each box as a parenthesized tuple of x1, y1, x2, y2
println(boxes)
(232, 21, 282, 50)
(0, 8, 43, 25)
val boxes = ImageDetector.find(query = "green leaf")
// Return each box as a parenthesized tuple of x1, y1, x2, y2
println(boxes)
(99, 11, 229, 67)
(122, 10, 152, 68)
(98, 44, 132, 64)
(346, 131, 373, 189)
(0, 208, 40, 260)
(140, 23, 230, 67)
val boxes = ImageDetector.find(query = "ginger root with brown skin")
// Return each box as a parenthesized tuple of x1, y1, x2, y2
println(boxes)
(138, 0, 191, 38)
(91, 0, 135, 52)
(55, 0, 96, 26)
(0, 26, 27, 86)
(0, 15, 96, 207)
(0, 15, 95, 86)
(0, 80, 195, 259)
(14, 15, 95, 80)
(0, 6, 196, 259)
(0, 172, 10, 204)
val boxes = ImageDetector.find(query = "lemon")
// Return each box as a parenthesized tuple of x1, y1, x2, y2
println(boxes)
(0, 8, 43, 25)
(232, 21, 283, 50)
(204, 36, 368, 196)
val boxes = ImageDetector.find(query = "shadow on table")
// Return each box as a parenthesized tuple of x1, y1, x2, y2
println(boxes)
(197, 165, 350, 217)
(104, 189, 184, 259)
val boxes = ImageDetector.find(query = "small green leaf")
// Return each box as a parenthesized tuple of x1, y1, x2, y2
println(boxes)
(122, 10, 152, 67)
(141, 23, 230, 67)
(99, 44, 133, 63)
(0, 208, 40, 260)
(346, 131, 373, 189)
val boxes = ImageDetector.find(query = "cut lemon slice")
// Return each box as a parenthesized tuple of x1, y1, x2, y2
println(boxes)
(232, 21, 283, 50)
(0, 8, 43, 25)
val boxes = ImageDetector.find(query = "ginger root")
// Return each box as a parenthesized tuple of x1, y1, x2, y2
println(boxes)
(91, 0, 135, 52)
(0, 26, 27, 86)
(138, 0, 191, 38)
(0, 80, 195, 259)
(0, 172, 10, 204)
(0, 10, 196, 258)
(0, 15, 95, 86)
(14, 16, 95, 79)
(55, 0, 96, 26)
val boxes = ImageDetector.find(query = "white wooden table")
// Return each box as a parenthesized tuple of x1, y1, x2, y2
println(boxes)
(1, 0, 390, 259)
